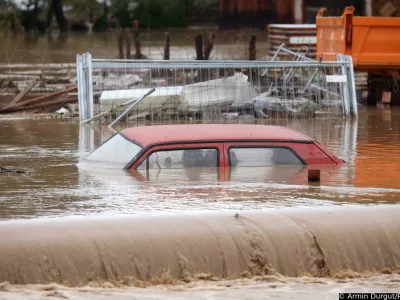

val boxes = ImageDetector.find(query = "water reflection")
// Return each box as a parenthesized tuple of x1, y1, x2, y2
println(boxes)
(78, 124, 94, 159)
(1, 108, 400, 219)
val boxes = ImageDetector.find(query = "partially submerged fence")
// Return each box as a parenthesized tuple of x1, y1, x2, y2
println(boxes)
(76, 52, 357, 125)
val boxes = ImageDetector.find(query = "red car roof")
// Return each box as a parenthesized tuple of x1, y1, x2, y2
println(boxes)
(122, 124, 312, 147)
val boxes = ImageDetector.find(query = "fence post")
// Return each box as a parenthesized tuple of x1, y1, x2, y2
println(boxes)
(76, 54, 86, 121)
(125, 28, 131, 59)
(195, 35, 203, 60)
(133, 20, 142, 59)
(345, 55, 358, 117)
(77, 53, 94, 122)
(336, 54, 346, 116)
(86, 53, 94, 120)
(337, 54, 350, 116)
(164, 32, 170, 60)
(249, 34, 256, 60)
(341, 65, 350, 116)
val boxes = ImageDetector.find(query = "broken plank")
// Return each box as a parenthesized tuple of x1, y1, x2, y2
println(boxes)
(0, 95, 77, 114)
(6, 79, 39, 108)
(10, 86, 77, 109)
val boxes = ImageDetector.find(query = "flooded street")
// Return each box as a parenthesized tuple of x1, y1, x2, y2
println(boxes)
(1, 8, 400, 296)
(1, 107, 400, 219)
(1, 107, 400, 299)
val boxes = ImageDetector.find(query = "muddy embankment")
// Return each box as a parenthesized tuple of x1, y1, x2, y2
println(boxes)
(0, 205, 399, 286)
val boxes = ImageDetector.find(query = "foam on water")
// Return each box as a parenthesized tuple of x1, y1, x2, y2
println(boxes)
(1, 274, 400, 300)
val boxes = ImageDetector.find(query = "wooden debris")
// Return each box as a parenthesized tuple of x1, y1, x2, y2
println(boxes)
(0, 95, 77, 114)
(0, 85, 78, 114)
(133, 20, 143, 59)
(11, 86, 77, 109)
(40, 95, 71, 113)
(249, 34, 256, 60)
(164, 32, 170, 60)
(195, 35, 204, 60)
(6, 79, 39, 108)
(125, 27, 132, 59)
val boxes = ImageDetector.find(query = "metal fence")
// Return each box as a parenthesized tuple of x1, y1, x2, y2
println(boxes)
(76, 52, 358, 126)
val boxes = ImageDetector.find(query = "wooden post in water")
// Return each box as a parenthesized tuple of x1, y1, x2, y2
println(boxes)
(308, 169, 320, 182)
(249, 34, 256, 60)
(204, 33, 215, 60)
(195, 35, 203, 60)
(164, 32, 170, 60)
(118, 31, 124, 59)
(125, 27, 131, 59)
(133, 20, 142, 59)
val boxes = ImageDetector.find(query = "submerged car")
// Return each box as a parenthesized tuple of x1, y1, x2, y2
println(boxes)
(80, 124, 343, 173)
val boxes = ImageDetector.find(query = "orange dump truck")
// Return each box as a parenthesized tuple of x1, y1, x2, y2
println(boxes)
(316, 6, 400, 106)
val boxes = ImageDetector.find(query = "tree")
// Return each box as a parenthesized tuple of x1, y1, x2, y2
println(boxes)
(20, 0, 47, 33)
(0, 0, 24, 34)
(52, 0, 68, 32)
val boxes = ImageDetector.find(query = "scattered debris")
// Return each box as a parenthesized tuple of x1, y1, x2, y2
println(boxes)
(0, 166, 29, 175)
(181, 72, 257, 108)
(6, 78, 39, 108)
(0, 86, 77, 115)
(55, 107, 72, 115)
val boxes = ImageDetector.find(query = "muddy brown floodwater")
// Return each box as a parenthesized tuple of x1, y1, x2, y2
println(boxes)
(1, 107, 400, 219)
(0, 106, 400, 299)
(0, 29, 270, 63)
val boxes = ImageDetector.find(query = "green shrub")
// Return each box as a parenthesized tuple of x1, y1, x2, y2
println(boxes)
(133, 0, 187, 28)
(0, 5, 24, 34)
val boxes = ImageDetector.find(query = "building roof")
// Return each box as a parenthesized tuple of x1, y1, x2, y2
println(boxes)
(121, 124, 312, 147)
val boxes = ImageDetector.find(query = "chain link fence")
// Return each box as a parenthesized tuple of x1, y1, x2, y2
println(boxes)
(77, 53, 357, 126)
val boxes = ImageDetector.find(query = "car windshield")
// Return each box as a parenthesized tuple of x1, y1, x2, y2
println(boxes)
(82, 134, 142, 168)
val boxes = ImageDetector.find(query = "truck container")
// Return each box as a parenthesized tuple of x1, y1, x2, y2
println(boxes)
(316, 6, 400, 105)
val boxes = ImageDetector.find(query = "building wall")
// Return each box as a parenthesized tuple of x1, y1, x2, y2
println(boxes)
(219, 0, 292, 28)
(219, 0, 400, 28)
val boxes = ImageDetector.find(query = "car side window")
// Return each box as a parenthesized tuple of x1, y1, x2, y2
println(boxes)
(137, 148, 218, 169)
(229, 147, 303, 167)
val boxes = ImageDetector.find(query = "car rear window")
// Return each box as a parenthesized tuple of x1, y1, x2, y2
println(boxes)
(137, 148, 218, 169)
(229, 147, 303, 167)
(83, 134, 142, 168)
